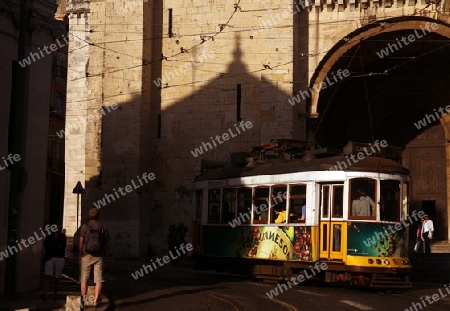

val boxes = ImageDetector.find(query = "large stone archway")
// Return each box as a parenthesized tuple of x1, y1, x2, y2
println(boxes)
(308, 16, 450, 241)
(309, 16, 450, 119)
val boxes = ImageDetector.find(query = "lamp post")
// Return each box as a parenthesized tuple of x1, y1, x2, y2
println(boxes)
(72, 181, 85, 253)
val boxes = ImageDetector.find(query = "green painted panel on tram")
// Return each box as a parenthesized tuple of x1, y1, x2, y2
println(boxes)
(203, 226, 314, 261)
(347, 222, 407, 257)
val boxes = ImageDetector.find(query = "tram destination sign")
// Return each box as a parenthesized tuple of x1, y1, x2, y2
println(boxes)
(208, 179, 229, 188)
(343, 141, 402, 161)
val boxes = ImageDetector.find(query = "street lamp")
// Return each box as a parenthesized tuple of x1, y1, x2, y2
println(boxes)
(72, 181, 85, 253)
(73, 181, 85, 229)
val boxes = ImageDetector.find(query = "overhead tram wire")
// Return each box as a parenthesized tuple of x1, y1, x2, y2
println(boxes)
(63, 35, 449, 104)
(64, 35, 449, 103)
(161, 60, 295, 89)
(64, 73, 297, 108)
(68, 58, 296, 105)
(50, 2, 444, 97)
(312, 41, 361, 138)
(35, 1, 437, 50)
(34, 3, 435, 63)
(68, 24, 440, 84)
(314, 42, 450, 134)
(57, 5, 404, 52)
(312, 4, 444, 138)
(76, 35, 450, 107)
(358, 40, 375, 142)
(67, 0, 242, 82)
(348, 42, 450, 78)
(46, 8, 438, 40)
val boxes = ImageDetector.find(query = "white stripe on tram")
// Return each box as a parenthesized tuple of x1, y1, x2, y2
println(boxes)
(341, 300, 374, 310)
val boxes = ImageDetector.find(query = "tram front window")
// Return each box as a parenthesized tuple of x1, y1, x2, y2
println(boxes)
(272, 185, 287, 224)
(289, 184, 307, 223)
(254, 187, 269, 224)
(195, 190, 202, 221)
(221, 188, 237, 224)
(380, 180, 400, 221)
(208, 189, 220, 224)
(237, 187, 252, 224)
(350, 178, 376, 219)
(332, 185, 343, 218)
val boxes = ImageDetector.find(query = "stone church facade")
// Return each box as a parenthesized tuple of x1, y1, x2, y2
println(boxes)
(63, 0, 450, 257)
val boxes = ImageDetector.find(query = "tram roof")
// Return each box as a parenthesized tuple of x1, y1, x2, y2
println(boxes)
(194, 156, 409, 181)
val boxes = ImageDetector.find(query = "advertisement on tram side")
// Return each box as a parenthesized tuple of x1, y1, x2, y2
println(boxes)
(202, 226, 314, 261)
(347, 222, 407, 257)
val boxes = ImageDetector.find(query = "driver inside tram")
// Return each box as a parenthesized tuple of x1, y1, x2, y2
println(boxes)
(351, 189, 374, 216)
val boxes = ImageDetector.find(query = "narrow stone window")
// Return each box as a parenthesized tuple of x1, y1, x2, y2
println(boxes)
(168, 9, 173, 38)
(236, 84, 241, 122)
(157, 114, 162, 138)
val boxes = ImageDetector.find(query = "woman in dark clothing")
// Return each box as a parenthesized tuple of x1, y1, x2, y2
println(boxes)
(41, 225, 66, 301)
(415, 219, 424, 253)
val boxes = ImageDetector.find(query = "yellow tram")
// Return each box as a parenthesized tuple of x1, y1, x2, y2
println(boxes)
(192, 155, 414, 288)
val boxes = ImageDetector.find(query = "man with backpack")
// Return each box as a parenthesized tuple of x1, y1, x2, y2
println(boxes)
(79, 207, 109, 308)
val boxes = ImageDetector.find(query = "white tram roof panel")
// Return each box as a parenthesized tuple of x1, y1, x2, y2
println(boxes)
(194, 156, 409, 182)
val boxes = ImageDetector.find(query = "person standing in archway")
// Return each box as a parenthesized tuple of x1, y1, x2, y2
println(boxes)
(421, 214, 434, 254)
(414, 218, 424, 253)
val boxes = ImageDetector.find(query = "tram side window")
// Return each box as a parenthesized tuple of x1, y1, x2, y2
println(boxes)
(253, 187, 269, 224)
(208, 189, 220, 224)
(332, 185, 344, 218)
(195, 190, 202, 221)
(272, 185, 288, 224)
(289, 185, 307, 223)
(322, 185, 330, 218)
(380, 180, 400, 221)
(237, 187, 252, 224)
(350, 178, 376, 219)
(221, 188, 237, 224)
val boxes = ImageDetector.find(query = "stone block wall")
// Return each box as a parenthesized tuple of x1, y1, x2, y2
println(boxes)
(147, 0, 299, 252)
(64, 0, 154, 257)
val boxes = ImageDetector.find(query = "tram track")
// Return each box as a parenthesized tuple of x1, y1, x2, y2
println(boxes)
(206, 288, 298, 311)
(207, 292, 242, 311)
(207, 280, 300, 311)
(269, 298, 298, 311)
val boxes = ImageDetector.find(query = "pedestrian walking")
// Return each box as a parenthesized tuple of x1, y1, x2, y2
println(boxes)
(414, 218, 424, 253)
(41, 224, 66, 301)
(421, 214, 434, 254)
(79, 207, 109, 308)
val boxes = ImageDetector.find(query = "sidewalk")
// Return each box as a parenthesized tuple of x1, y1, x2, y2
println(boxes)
(1, 255, 449, 310)
(0, 257, 111, 311)
(402, 282, 450, 306)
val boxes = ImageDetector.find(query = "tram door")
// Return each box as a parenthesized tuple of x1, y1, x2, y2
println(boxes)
(319, 184, 346, 261)
(193, 190, 203, 253)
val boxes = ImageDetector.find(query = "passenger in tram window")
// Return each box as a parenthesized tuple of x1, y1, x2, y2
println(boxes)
(288, 199, 306, 223)
(274, 202, 295, 224)
(298, 203, 306, 222)
(259, 211, 268, 222)
(221, 201, 235, 223)
(237, 204, 251, 224)
(351, 189, 375, 216)
(208, 203, 220, 223)
(274, 203, 287, 224)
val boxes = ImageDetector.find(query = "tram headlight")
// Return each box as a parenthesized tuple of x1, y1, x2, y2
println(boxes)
(376, 259, 382, 265)
(368, 258, 374, 264)
(401, 260, 409, 265)
(383, 259, 390, 265)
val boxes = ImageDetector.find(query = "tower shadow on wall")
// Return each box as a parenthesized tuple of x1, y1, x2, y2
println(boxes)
(145, 34, 298, 253)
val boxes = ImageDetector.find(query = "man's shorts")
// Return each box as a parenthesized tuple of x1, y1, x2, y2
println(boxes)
(45, 257, 65, 278)
(80, 254, 104, 283)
